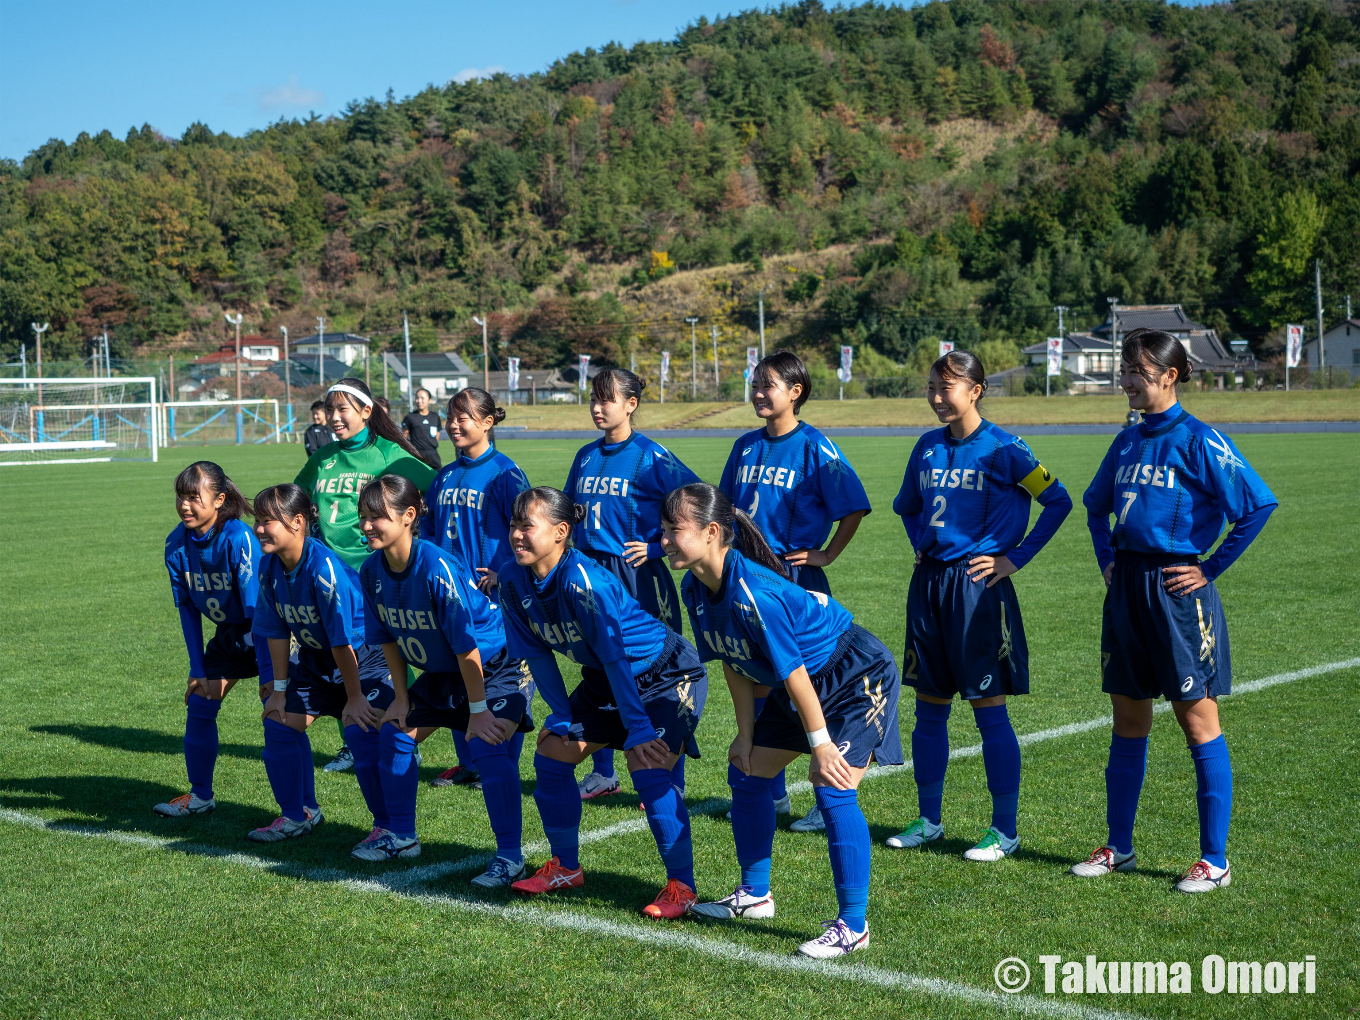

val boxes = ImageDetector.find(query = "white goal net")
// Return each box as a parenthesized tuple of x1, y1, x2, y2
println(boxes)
(0, 377, 158, 465)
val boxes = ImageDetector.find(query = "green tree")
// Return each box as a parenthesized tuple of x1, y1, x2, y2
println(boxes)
(1246, 190, 1325, 327)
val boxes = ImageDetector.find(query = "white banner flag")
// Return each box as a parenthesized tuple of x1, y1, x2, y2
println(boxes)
(507, 357, 520, 391)
(660, 350, 670, 382)
(1286, 324, 1304, 368)
(838, 344, 853, 383)
(578, 354, 590, 390)
(938, 340, 955, 358)
(1046, 338, 1063, 377)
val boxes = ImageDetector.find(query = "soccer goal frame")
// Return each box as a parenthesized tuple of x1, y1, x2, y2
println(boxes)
(160, 399, 283, 446)
(0, 377, 159, 463)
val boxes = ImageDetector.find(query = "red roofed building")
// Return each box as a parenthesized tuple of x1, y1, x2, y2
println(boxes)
(190, 336, 280, 381)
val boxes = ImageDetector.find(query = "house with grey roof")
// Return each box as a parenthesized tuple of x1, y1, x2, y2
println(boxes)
(1301, 317, 1360, 379)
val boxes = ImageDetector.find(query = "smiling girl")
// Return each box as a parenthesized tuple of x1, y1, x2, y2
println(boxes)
(295, 378, 435, 772)
(565, 368, 702, 801)
(663, 482, 902, 958)
(890, 350, 1071, 862)
(249, 483, 396, 852)
(155, 462, 272, 819)
(497, 487, 708, 920)
(718, 350, 873, 833)
(1072, 329, 1276, 893)
(358, 474, 536, 877)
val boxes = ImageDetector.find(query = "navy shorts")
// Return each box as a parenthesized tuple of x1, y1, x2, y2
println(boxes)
(783, 562, 830, 597)
(1102, 552, 1231, 702)
(583, 550, 682, 630)
(754, 624, 905, 768)
(285, 644, 395, 718)
(571, 632, 707, 758)
(405, 646, 536, 732)
(202, 621, 261, 681)
(905, 556, 1029, 701)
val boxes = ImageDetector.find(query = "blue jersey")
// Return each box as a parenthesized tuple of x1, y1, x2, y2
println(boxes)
(165, 518, 262, 625)
(681, 550, 854, 687)
(893, 421, 1072, 569)
(719, 423, 871, 555)
(564, 431, 702, 558)
(254, 539, 368, 670)
(1084, 405, 1277, 574)
(422, 445, 530, 575)
(359, 540, 507, 671)
(498, 547, 669, 675)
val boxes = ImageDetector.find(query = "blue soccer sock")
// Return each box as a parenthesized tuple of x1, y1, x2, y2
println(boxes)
(912, 699, 952, 824)
(816, 786, 870, 932)
(669, 753, 686, 795)
(378, 725, 420, 840)
(452, 729, 475, 771)
(533, 754, 582, 870)
(184, 693, 222, 801)
(509, 729, 527, 765)
(345, 724, 389, 831)
(975, 703, 1021, 839)
(262, 718, 305, 822)
(634, 767, 695, 890)
(728, 766, 774, 897)
(752, 695, 788, 801)
(1105, 733, 1148, 855)
(1189, 734, 1232, 870)
(296, 728, 318, 811)
(471, 736, 524, 864)
(590, 748, 617, 780)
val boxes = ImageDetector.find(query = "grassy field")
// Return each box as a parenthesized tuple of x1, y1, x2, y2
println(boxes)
(2, 431, 1357, 1019)
(498, 389, 1360, 432)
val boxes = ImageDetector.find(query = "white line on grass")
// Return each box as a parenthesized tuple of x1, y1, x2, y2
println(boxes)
(1, 805, 1147, 1020)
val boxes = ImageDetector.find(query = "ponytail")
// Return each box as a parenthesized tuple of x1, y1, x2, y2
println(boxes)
(449, 386, 507, 442)
(511, 486, 585, 546)
(175, 461, 252, 520)
(325, 377, 425, 459)
(661, 482, 788, 578)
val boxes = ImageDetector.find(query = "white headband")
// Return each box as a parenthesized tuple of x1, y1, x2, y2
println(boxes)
(327, 383, 373, 407)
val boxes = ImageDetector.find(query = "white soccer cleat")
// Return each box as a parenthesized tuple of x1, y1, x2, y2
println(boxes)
(689, 885, 776, 920)
(304, 806, 324, 827)
(797, 919, 869, 959)
(351, 830, 421, 861)
(152, 792, 214, 817)
(1070, 845, 1137, 877)
(963, 826, 1019, 861)
(322, 746, 355, 772)
(790, 805, 825, 833)
(245, 813, 312, 843)
(470, 856, 527, 888)
(885, 816, 943, 849)
(1175, 859, 1230, 893)
(577, 771, 622, 800)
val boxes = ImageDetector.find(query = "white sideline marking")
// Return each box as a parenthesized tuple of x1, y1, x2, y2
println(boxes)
(0, 806, 1146, 1020)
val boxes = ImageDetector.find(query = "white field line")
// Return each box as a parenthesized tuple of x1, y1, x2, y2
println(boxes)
(1, 806, 1146, 1020)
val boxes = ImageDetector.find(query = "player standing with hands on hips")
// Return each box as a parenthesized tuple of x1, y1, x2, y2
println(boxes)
(888, 351, 1071, 861)
(295, 378, 435, 772)
(155, 462, 273, 819)
(422, 386, 532, 790)
(1072, 328, 1275, 892)
(719, 350, 873, 833)
(663, 483, 902, 958)
(402, 387, 444, 470)
(565, 368, 702, 802)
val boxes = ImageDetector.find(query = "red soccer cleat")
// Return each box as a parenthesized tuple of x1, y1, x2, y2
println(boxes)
(642, 878, 697, 920)
(510, 856, 584, 895)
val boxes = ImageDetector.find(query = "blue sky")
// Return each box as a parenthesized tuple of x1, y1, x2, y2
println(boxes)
(0, 0, 753, 160)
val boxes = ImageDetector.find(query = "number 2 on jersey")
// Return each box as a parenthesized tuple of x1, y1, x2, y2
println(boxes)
(928, 495, 947, 528)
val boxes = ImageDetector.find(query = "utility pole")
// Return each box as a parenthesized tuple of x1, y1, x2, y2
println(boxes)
(757, 288, 766, 359)
(224, 312, 244, 400)
(1051, 305, 1069, 399)
(685, 316, 699, 399)
(280, 326, 292, 433)
(472, 314, 489, 392)
(1054, 305, 1068, 338)
(404, 312, 415, 411)
(711, 324, 720, 394)
(1315, 259, 1326, 384)
(1106, 297, 1120, 393)
(30, 322, 48, 440)
(102, 328, 110, 377)
(316, 316, 326, 388)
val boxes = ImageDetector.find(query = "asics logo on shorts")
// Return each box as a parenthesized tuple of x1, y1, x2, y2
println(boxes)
(980, 674, 993, 690)
(1180, 676, 1194, 693)
(492, 699, 507, 711)
(837, 740, 851, 755)
(366, 688, 380, 701)
(655, 728, 666, 739)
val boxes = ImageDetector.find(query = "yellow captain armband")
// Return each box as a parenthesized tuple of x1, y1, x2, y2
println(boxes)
(1018, 464, 1056, 498)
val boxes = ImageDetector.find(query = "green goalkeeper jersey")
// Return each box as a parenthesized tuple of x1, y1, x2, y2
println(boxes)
(294, 427, 436, 570)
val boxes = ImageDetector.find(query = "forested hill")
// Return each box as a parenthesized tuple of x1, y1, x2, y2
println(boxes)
(2, 0, 1358, 373)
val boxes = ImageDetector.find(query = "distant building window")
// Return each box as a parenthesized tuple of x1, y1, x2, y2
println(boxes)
(1352, 349, 1360, 366)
